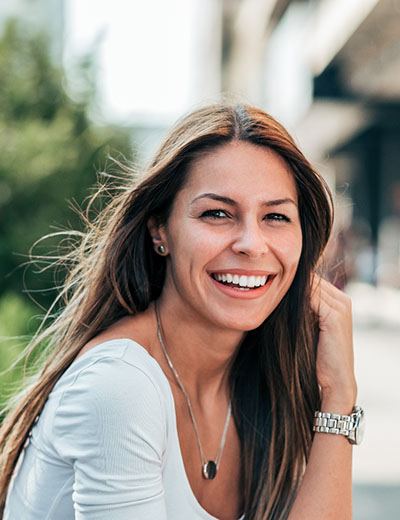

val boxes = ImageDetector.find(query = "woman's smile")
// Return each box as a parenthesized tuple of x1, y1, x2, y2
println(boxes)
(208, 271, 277, 299)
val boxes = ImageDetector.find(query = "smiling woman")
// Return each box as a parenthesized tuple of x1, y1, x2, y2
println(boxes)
(0, 103, 362, 520)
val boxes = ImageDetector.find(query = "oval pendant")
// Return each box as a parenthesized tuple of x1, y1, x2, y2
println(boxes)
(202, 460, 217, 479)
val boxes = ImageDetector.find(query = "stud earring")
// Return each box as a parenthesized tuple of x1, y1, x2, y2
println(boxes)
(156, 244, 167, 255)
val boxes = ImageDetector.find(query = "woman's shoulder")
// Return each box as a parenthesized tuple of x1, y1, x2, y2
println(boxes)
(54, 310, 170, 418)
(50, 335, 170, 461)
(69, 336, 167, 399)
(75, 311, 154, 361)
(73, 311, 163, 385)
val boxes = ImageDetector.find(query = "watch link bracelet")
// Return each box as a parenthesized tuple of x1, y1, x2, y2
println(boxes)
(313, 405, 365, 445)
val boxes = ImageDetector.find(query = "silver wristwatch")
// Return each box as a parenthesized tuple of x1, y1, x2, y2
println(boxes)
(313, 405, 365, 445)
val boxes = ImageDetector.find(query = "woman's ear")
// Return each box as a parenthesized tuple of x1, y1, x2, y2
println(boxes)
(147, 216, 169, 256)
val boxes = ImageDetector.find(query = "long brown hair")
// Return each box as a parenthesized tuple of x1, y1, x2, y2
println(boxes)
(0, 103, 333, 519)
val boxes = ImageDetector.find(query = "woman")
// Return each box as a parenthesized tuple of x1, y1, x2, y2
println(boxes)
(0, 103, 363, 519)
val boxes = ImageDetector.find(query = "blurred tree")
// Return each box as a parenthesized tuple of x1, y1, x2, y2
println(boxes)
(0, 19, 136, 408)
(0, 19, 134, 346)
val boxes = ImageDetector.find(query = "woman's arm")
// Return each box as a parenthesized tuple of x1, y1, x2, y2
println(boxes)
(288, 391, 356, 519)
(289, 276, 358, 520)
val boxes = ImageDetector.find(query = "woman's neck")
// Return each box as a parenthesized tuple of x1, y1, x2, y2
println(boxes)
(150, 298, 244, 409)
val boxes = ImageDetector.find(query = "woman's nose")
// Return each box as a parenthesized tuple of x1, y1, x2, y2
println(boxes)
(231, 220, 269, 257)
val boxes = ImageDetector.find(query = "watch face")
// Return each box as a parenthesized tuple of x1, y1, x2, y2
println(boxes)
(354, 408, 365, 445)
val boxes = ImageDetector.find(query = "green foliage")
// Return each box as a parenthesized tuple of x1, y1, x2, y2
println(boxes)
(0, 19, 134, 392)
(0, 292, 37, 411)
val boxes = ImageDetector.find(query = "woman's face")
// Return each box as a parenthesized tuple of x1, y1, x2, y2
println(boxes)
(150, 140, 303, 332)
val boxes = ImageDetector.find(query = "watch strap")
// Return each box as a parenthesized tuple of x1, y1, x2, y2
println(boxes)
(313, 410, 353, 437)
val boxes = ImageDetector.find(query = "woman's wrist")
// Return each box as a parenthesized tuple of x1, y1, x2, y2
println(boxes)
(320, 385, 357, 415)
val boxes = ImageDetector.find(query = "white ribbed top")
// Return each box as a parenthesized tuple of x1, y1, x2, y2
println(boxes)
(4, 338, 245, 519)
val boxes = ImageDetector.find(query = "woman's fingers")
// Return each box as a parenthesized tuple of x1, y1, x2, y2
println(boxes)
(310, 272, 356, 399)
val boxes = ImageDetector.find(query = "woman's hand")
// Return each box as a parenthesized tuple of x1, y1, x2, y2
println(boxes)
(310, 274, 357, 411)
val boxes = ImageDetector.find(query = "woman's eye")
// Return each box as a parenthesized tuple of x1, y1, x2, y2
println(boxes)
(265, 213, 291, 223)
(200, 209, 229, 219)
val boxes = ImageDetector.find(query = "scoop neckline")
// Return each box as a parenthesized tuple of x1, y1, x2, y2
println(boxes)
(77, 337, 245, 520)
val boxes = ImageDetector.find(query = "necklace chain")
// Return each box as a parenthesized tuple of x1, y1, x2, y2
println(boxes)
(154, 301, 231, 479)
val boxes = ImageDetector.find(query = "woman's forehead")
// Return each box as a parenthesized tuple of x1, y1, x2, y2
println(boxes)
(182, 141, 298, 202)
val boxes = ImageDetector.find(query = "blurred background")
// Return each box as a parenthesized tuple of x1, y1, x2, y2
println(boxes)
(0, 0, 399, 517)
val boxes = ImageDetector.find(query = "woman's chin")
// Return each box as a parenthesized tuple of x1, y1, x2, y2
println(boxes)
(214, 314, 269, 333)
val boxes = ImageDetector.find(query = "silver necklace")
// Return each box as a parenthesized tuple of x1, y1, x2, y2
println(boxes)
(154, 301, 232, 480)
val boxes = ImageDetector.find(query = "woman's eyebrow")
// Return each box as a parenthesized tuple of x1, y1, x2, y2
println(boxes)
(190, 192, 297, 207)
(191, 193, 235, 206)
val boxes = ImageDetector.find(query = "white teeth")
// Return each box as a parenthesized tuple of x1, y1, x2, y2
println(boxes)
(254, 276, 262, 287)
(212, 273, 271, 288)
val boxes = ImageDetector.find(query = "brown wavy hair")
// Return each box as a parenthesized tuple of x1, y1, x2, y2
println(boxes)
(0, 103, 333, 519)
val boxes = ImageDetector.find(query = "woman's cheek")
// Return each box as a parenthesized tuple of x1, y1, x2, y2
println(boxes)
(274, 231, 302, 261)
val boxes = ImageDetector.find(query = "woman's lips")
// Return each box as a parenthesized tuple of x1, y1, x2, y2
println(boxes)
(209, 273, 275, 299)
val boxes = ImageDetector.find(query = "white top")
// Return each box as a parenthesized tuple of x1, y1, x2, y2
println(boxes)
(4, 338, 245, 519)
